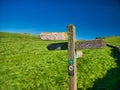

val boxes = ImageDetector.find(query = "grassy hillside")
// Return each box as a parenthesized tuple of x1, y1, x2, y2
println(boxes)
(104, 36, 120, 46)
(0, 32, 120, 90)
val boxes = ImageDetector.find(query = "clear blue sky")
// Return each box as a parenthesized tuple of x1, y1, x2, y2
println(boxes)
(0, 0, 120, 40)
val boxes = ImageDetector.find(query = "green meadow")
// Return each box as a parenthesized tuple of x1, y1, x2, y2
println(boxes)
(0, 32, 120, 90)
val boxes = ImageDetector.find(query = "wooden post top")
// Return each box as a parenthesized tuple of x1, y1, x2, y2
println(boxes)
(68, 24, 76, 31)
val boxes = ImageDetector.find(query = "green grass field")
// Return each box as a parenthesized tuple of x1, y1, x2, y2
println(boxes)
(0, 32, 120, 90)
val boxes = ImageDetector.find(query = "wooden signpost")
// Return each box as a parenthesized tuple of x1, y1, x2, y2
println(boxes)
(43, 24, 106, 90)
(68, 24, 77, 90)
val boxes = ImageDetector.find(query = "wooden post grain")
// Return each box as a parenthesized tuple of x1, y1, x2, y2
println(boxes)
(68, 24, 77, 90)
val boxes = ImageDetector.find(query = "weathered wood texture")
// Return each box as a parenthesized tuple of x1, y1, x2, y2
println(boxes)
(76, 39, 106, 49)
(40, 32, 68, 40)
(68, 24, 77, 90)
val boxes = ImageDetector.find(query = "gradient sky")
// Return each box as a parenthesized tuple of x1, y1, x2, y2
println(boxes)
(0, 0, 120, 40)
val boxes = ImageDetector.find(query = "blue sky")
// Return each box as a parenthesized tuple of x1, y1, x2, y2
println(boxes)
(0, 0, 120, 40)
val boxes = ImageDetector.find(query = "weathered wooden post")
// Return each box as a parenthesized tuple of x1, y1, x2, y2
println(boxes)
(44, 24, 106, 90)
(68, 24, 77, 90)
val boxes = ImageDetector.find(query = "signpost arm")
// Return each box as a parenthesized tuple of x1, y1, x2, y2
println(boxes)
(68, 24, 77, 90)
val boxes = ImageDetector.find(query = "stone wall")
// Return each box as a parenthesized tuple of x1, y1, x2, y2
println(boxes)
(40, 32, 68, 40)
